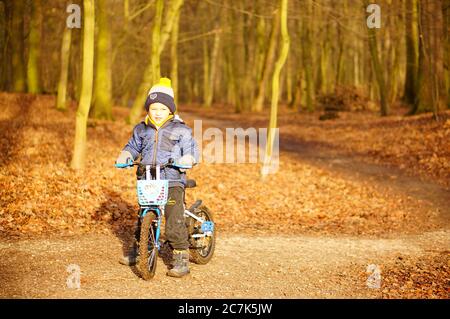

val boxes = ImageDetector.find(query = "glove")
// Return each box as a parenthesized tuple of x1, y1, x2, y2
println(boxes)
(174, 154, 196, 172)
(116, 150, 133, 166)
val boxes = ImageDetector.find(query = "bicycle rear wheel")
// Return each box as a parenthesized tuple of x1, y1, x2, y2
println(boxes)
(137, 212, 158, 280)
(188, 205, 216, 265)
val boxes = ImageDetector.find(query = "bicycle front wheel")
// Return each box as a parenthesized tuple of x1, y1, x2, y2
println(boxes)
(137, 212, 158, 280)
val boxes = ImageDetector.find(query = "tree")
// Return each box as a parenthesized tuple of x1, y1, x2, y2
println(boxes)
(71, 0, 95, 170)
(170, 7, 181, 106)
(444, 0, 450, 109)
(413, 0, 446, 118)
(262, 0, 289, 178)
(204, 25, 222, 108)
(11, 0, 25, 92)
(56, 27, 72, 111)
(92, 0, 113, 120)
(0, 1, 6, 90)
(366, 2, 389, 116)
(403, 0, 419, 106)
(301, 0, 315, 112)
(27, 0, 42, 94)
(253, 7, 280, 112)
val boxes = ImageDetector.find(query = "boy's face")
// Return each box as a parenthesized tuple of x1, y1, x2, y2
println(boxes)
(149, 103, 171, 124)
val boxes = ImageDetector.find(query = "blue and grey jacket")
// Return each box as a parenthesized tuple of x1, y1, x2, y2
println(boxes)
(122, 115, 199, 188)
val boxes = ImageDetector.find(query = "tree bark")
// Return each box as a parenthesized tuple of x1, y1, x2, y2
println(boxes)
(71, 0, 95, 170)
(11, 0, 25, 92)
(92, 0, 113, 120)
(204, 27, 221, 108)
(366, 0, 389, 116)
(302, 0, 315, 112)
(170, 8, 180, 106)
(445, 0, 450, 109)
(404, 0, 419, 106)
(253, 8, 280, 112)
(413, 0, 446, 118)
(0, 1, 7, 90)
(262, 0, 289, 178)
(27, 0, 42, 94)
(56, 27, 72, 111)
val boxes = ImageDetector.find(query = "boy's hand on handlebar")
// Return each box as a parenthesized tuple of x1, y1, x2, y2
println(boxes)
(115, 150, 133, 168)
(174, 154, 195, 172)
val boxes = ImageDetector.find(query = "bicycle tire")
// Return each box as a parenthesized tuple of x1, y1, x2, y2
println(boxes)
(137, 212, 158, 280)
(188, 205, 216, 265)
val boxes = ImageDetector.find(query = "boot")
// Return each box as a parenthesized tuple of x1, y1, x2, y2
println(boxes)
(119, 245, 139, 266)
(167, 249, 190, 278)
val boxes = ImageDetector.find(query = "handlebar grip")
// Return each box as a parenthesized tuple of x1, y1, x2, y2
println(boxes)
(174, 164, 192, 169)
(114, 163, 131, 168)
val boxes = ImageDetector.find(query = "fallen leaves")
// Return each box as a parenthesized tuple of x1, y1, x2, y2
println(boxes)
(0, 92, 447, 242)
(380, 253, 450, 299)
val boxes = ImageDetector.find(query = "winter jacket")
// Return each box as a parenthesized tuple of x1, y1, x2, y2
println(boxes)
(122, 116, 199, 188)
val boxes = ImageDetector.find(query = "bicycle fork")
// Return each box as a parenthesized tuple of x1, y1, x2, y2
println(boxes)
(141, 207, 162, 250)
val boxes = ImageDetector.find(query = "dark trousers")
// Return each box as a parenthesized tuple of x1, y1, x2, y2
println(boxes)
(134, 186, 189, 250)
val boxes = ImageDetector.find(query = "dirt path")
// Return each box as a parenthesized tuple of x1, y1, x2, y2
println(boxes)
(0, 230, 448, 298)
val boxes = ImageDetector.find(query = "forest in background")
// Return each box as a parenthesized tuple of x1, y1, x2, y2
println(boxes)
(1, 0, 448, 118)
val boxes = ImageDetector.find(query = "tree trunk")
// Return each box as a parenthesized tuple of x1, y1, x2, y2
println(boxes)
(71, 0, 95, 170)
(205, 27, 222, 108)
(386, 3, 402, 105)
(302, 0, 315, 112)
(335, 25, 344, 87)
(56, 27, 72, 111)
(404, 0, 419, 106)
(317, 33, 330, 95)
(224, 47, 236, 107)
(202, 35, 210, 106)
(286, 55, 293, 104)
(92, 0, 113, 120)
(11, 0, 25, 92)
(255, 16, 266, 85)
(366, 1, 389, 116)
(445, 0, 450, 109)
(27, 0, 42, 94)
(0, 1, 7, 90)
(413, 0, 446, 118)
(229, 2, 248, 113)
(262, 0, 289, 178)
(253, 8, 280, 112)
(151, 0, 164, 83)
(170, 8, 180, 106)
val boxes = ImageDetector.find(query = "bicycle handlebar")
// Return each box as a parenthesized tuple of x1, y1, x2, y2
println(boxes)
(114, 158, 192, 170)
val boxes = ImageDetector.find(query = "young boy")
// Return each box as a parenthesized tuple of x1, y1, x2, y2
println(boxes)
(116, 78, 199, 278)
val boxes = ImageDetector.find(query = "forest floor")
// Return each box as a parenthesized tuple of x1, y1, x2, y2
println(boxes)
(0, 93, 449, 298)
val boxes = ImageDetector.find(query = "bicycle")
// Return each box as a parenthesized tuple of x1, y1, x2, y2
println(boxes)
(115, 158, 216, 280)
